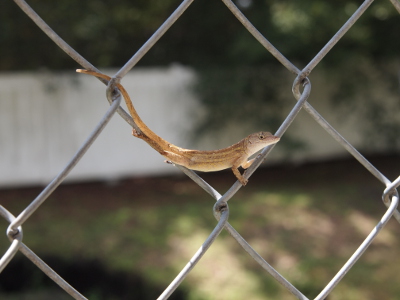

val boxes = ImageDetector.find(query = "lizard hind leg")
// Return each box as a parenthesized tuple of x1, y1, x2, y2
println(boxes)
(131, 129, 168, 155)
(161, 150, 191, 168)
(132, 128, 143, 138)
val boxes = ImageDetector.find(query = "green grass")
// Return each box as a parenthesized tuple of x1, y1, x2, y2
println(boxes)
(1, 155, 399, 299)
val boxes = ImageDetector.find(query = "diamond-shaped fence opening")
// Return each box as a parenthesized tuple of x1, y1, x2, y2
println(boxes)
(1, 0, 400, 299)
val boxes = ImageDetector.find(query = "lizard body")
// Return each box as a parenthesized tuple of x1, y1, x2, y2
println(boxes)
(77, 69, 280, 185)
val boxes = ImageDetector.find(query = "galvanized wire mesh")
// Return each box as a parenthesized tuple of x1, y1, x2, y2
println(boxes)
(1, 0, 400, 299)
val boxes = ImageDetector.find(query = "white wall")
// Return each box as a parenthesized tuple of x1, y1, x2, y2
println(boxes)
(0, 65, 385, 188)
(0, 66, 201, 187)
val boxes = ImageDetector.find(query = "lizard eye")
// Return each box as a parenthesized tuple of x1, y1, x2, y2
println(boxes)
(259, 134, 265, 139)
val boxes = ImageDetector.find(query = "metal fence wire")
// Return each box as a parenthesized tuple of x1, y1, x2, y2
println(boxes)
(1, 0, 400, 299)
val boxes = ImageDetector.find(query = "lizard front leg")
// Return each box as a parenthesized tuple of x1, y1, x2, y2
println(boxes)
(235, 155, 264, 185)
(241, 154, 263, 169)
(231, 165, 248, 186)
(241, 158, 255, 169)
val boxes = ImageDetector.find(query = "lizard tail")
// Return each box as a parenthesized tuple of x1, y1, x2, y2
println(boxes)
(76, 69, 154, 138)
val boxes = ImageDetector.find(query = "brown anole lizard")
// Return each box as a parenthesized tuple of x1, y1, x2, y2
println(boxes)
(77, 69, 280, 185)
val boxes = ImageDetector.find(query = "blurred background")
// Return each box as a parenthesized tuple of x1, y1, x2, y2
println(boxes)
(1, 0, 400, 299)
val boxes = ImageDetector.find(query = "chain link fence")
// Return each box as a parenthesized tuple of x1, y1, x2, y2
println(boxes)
(1, 0, 400, 299)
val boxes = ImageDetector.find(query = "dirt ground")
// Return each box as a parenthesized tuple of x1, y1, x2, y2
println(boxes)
(1, 154, 399, 300)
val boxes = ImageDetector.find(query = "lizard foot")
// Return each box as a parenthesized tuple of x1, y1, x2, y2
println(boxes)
(239, 178, 248, 186)
(132, 128, 140, 137)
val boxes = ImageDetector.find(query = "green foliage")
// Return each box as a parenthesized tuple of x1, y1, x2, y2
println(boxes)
(328, 59, 400, 151)
(1, 0, 181, 70)
(2, 0, 399, 70)
(193, 65, 289, 133)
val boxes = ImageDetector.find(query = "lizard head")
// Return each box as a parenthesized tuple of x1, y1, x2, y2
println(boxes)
(246, 132, 280, 154)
